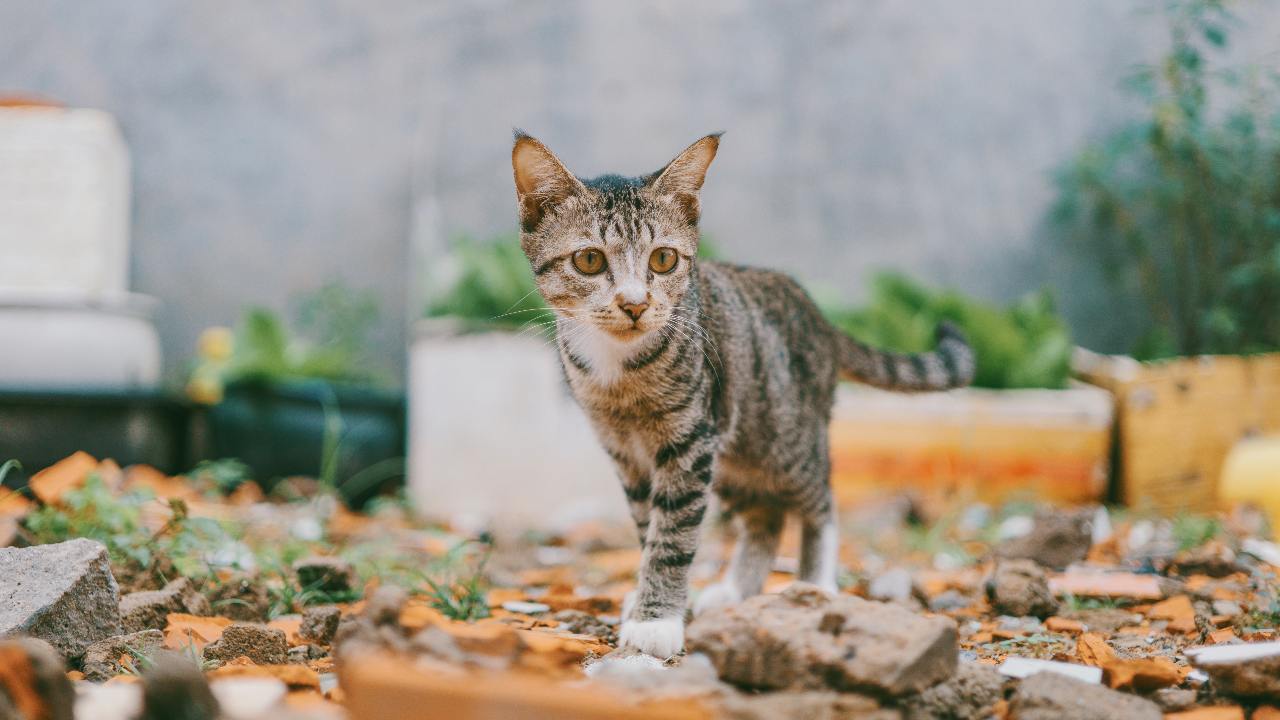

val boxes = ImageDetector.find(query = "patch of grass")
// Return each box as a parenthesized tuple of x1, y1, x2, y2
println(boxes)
(1172, 513, 1221, 552)
(425, 542, 491, 622)
(186, 459, 252, 495)
(23, 475, 234, 579)
(0, 459, 19, 485)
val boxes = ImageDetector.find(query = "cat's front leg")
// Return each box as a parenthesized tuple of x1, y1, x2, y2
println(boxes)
(618, 433, 714, 657)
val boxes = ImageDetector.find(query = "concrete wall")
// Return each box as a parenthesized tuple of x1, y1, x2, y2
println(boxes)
(3, 0, 1278, 381)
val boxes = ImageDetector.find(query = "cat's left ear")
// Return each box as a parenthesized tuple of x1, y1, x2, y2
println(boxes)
(512, 131, 587, 232)
(648, 133, 721, 225)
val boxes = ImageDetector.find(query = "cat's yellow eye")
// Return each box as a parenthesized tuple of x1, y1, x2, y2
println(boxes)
(649, 247, 678, 274)
(572, 249, 606, 275)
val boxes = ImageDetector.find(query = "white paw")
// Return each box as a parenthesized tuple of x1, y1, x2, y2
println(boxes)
(618, 615, 685, 658)
(693, 581, 742, 616)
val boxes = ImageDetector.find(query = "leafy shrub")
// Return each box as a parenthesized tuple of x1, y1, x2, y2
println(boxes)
(188, 284, 383, 403)
(824, 273, 1072, 390)
(1054, 0, 1280, 359)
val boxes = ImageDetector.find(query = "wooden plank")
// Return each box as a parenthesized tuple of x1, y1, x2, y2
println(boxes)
(342, 656, 713, 720)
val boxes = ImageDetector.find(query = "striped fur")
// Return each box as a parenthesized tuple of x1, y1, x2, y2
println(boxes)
(512, 132, 975, 656)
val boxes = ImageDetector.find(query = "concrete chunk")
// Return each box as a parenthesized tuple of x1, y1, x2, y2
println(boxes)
(0, 539, 122, 659)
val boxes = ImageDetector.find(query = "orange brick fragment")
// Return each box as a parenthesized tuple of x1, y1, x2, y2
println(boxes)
(209, 663, 320, 691)
(163, 613, 233, 651)
(1149, 595, 1194, 622)
(1101, 656, 1181, 691)
(1209, 628, 1237, 644)
(29, 452, 97, 505)
(1253, 707, 1280, 720)
(1045, 616, 1084, 634)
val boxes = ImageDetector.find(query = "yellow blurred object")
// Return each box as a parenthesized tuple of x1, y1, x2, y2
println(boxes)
(1220, 435, 1280, 531)
(197, 326, 234, 361)
(186, 371, 224, 405)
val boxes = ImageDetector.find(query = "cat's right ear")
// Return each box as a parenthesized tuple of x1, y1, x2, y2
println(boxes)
(512, 131, 585, 232)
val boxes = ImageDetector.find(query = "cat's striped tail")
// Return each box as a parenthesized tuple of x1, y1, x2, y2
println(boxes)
(835, 321, 975, 392)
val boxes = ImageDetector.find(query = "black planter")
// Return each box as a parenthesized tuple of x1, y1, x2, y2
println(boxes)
(193, 378, 405, 505)
(0, 389, 189, 489)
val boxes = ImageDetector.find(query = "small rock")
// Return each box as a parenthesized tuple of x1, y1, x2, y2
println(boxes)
(365, 585, 408, 626)
(501, 600, 551, 615)
(1150, 687, 1198, 713)
(1212, 600, 1243, 618)
(286, 645, 310, 665)
(0, 638, 75, 720)
(120, 577, 211, 633)
(869, 568, 916, 604)
(204, 575, 270, 622)
(686, 582, 957, 697)
(1008, 671, 1161, 720)
(999, 658, 1102, 684)
(718, 690, 900, 720)
(553, 609, 614, 639)
(586, 651, 721, 694)
(299, 605, 341, 645)
(928, 590, 973, 613)
(202, 624, 288, 666)
(1187, 640, 1280, 701)
(209, 678, 286, 719)
(81, 629, 165, 682)
(293, 556, 354, 594)
(139, 651, 219, 720)
(0, 539, 122, 659)
(987, 560, 1058, 619)
(1060, 608, 1142, 634)
(997, 509, 1093, 571)
(902, 662, 1004, 720)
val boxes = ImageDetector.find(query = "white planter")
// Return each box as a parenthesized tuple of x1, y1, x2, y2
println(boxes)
(407, 320, 625, 530)
(0, 107, 131, 296)
(0, 290, 162, 389)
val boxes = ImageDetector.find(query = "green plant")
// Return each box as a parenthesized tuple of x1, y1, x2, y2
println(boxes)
(424, 542, 491, 622)
(1171, 513, 1221, 551)
(1054, 0, 1280, 359)
(186, 459, 252, 495)
(188, 284, 385, 403)
(23, 475, 233, 579)
(425, 234, 547, 330)
(0, 459, 19, 485)
(823, 272, 1073, 389)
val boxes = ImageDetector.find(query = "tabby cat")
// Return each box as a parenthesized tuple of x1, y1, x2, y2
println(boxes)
(511, 132, 975, 657)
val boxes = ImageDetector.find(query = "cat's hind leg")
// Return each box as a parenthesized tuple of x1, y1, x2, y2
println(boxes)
(798, 507, 840, 593)
(694, 505, 784, 615)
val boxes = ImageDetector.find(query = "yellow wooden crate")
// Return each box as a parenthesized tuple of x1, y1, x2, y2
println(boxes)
(1074, 351, 1280, 514)
(828, 384, 1114, 507)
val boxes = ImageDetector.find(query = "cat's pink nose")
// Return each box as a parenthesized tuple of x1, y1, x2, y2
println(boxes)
(619, 301, 648, 322)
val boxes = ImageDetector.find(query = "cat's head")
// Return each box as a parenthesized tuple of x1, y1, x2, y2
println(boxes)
(511, 132, 719, 342)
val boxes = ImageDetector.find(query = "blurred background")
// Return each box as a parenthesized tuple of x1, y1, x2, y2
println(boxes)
(3, 0, 1280, 529)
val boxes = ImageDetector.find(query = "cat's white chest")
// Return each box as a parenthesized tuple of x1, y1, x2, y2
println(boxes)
(564, 323, 636, 385)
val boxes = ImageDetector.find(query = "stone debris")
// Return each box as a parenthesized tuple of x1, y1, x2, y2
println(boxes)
(868, 567, 917, 605)
(997, 509, 1094, 570)
(206, 574, 271, 622)
(209, 677, 286, 719)
(202, 624, 289, 667)
(119, 577, 211, 634)
(1151, 687, 1199, 713)
(0, 539, 122, 659)
(293, 556, 355, 594)
(501, 600, 551, 614)
(987, 559, 1058, 618)
(299, 605, 342, 645)
(686, 583, 957, 697)
(81, 629, 165, 682)
(1008, 671, 1162, 720)
(1187, 641, 1280, 702)
(999, 657, 1103, 684)
(139, 651, 220, 720)
(901, 661, 1005, 720)
(718, 690, 901, 720)
(0, 637, 75, 720)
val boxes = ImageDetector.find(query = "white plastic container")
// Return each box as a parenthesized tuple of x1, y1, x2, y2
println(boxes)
(407, 320, 625, 530)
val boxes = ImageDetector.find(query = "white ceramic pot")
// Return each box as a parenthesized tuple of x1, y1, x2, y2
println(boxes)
(0, 290, 162, 389)
(407, 319, 625, 531)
